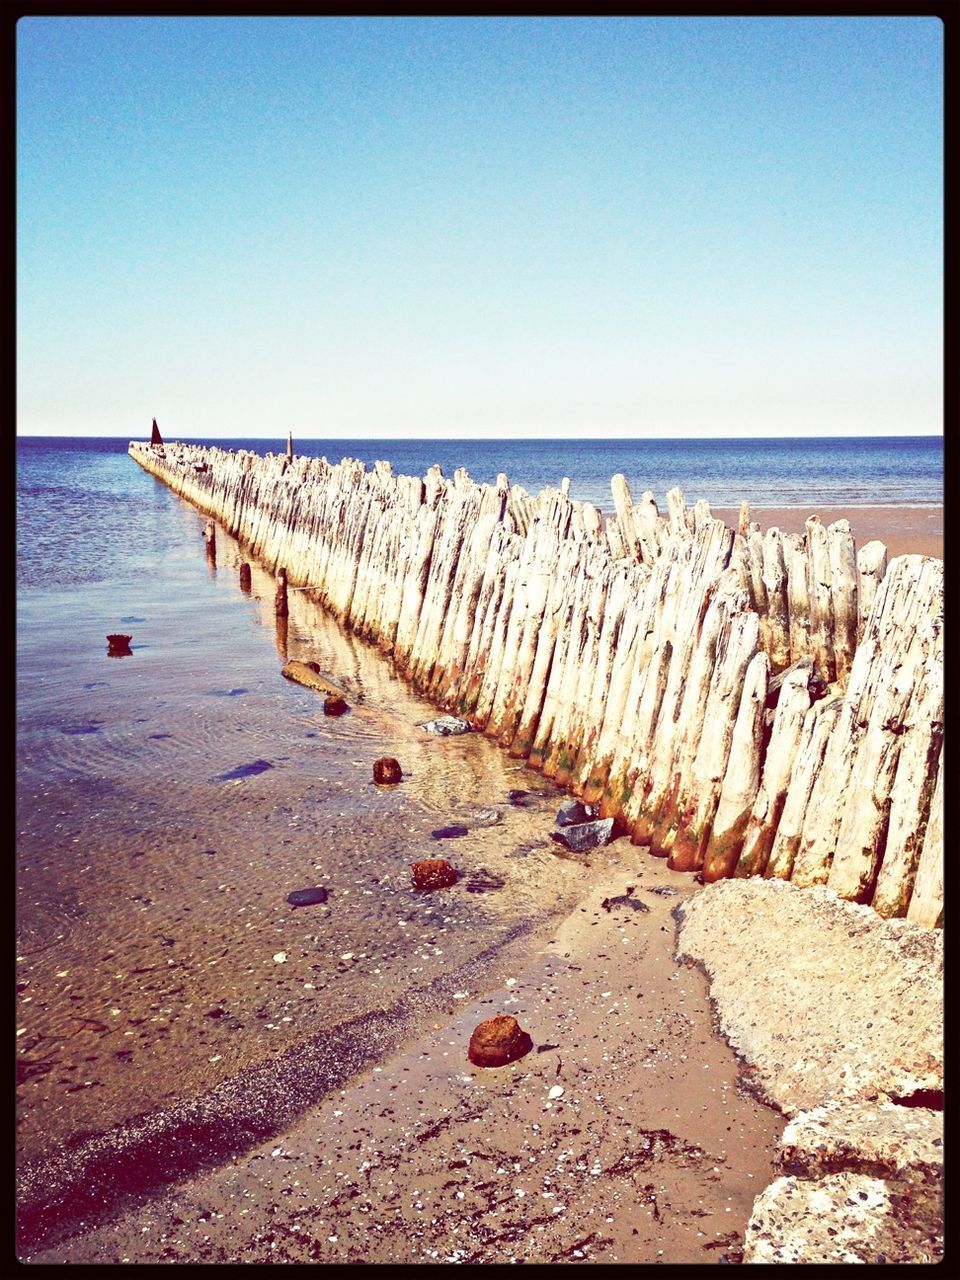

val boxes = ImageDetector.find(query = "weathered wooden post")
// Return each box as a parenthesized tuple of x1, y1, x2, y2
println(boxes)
(734, 661, 815, 878)
(204, 520, 216, 563)
(764, 695, 843, 880)
(906, 755, 943, 928)
(286, 431, 294, 460)
(700, 650, 769, 882)
(275, 567, 289, 618)
(827, 519, 858, 686)
(239, 562, 252, 591)
(856, 541, 888, 643)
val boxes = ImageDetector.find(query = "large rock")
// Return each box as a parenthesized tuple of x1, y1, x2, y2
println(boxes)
(675, 879, 942, 1116)
(551, 817, 614, 853)
(742, 1171, 942, 1264)
(281, 660, 348, 699)
(779, 1100, 943, 1191)
(467, 1015, 533, 1067)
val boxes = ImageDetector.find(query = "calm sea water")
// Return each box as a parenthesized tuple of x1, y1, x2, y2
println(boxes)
(159, 434, 943, 510)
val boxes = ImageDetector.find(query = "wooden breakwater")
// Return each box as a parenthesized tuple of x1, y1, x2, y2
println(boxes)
(129, 440, 943, 926)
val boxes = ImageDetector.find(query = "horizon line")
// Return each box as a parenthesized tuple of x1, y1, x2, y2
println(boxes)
(17, 431, 945, 443)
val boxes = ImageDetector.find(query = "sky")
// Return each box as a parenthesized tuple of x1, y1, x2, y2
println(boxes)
(17, 15, 943, 439)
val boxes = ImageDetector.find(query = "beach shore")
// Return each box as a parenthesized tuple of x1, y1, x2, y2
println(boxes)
(711, 505, 943, 560)
(25, 850, 784, 1264)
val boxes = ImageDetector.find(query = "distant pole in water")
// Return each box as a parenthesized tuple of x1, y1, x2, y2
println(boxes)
(150, 418, 164, 446)
(275, 567, 289, 618)
(239, 562, 252, 591)
(286, 430, 294, 460)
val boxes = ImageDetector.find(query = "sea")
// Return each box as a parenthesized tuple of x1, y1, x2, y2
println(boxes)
(15, 433, 942, 1182)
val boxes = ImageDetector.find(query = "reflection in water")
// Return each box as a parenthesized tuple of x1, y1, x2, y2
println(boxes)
(274, 611, 288, 661)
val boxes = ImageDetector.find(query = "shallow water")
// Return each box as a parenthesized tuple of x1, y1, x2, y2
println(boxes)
(16, 472, 586, 1168)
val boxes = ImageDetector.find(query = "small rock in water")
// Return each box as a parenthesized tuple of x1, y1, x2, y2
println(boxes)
(373, 757, 402, 784)
(286, 886, 329, 908)
(411, 859, 458, 890)
(431, 825, 469, 840)
(106, 634, 133, 658)
(418, 715, 473, 736)
(468, 1014, 533, 1067)
(555, 799, 597, 827)
(214, 759, 273, 782)
(323, 695, 348, 717)
(551, 817, 615, 853)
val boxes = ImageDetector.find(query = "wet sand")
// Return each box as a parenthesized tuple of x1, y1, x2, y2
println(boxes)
(711, 505, 943, 560)
(25, 852, 784, 1265)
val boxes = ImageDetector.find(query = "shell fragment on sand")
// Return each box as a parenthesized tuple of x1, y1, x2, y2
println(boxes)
(417, 715, 473, 736)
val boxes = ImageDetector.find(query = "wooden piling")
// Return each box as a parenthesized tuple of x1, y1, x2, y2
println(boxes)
(905, 754, 943, 928)
(734, 660, 814, 878)
(275, 567, 289, 618)
(700, 650, 769, 882)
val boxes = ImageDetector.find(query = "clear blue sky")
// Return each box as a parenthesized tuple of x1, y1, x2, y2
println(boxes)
(17, 15, 942, 439)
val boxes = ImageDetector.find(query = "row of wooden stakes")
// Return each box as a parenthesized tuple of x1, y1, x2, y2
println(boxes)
(129, 441, 943, 926)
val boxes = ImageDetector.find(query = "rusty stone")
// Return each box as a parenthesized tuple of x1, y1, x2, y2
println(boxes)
(373, 757, 402, 785)
(468, 1014, 533, 1068)
(106, 634, 132, 657)
(323, 695, 348, 717)
(411, 858, 457, 891)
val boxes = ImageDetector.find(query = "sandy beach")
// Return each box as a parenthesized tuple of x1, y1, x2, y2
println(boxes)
(25, 851, 785, 1264)
(17, 494, 942, 1263)
(711, 505, 943, 560)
